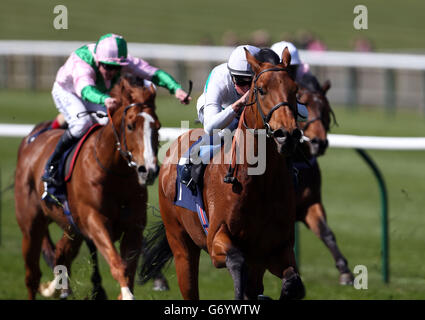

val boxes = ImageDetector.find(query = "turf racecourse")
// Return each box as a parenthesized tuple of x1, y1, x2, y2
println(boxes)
(1, 90, 425, 300)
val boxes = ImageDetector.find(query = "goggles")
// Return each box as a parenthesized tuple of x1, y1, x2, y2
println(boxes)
(232, 75, 252, 87)
(99, 63, 122, 71)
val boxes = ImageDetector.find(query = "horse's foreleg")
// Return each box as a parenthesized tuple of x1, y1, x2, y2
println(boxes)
(167, 229, 201, 300)
(211, 224, 247, 300)
(39, 231, 83, 299)
(41, 230, 56, 269)
(268, 244, 305, 300)
(86, 240, 107, 300)
(244, 267, 266, 300)
(22, 226, 46, 300)
(304, 203, 354, 285)
(119, 228, 144, 294)
(84, 212, 134, 300)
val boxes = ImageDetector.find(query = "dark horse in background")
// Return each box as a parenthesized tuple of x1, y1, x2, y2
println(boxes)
(15, 75, 161, 299)
(140, 48, 305, 300)
(295, 73, 354, 285)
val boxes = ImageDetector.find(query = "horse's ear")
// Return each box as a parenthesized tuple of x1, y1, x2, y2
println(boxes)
(281, 47, 291, 68)
(322, 80, 331, 94)
(245, 48, 261, 74)
(149, 84, 156, 96)
(120, 76, 132, 92)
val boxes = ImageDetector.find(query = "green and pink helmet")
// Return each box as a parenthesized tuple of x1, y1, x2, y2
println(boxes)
(94, 33, 129, 66)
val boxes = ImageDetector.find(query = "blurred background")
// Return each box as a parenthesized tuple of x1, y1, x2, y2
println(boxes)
(1, 0, 425, 300)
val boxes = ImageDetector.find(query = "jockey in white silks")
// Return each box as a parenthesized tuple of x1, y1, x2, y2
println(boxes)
(270, 40, 312, 83)
(179, 45, 308, 190)
(42, 33, 191, 188)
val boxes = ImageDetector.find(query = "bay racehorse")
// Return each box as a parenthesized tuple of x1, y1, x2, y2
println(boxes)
(14, 76, 160, 299)
(295, 74, 354, 284)
(140, 48, 305, 300)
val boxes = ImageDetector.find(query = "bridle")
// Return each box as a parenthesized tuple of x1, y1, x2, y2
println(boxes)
(298, 93, 332, 132)
(107, 102, 155, 168)
(89, 102, 156, 175)
(224, 67, 299, 184)
(242, 67, 298, 138)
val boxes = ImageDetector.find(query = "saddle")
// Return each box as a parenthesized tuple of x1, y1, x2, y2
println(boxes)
(28, 123, 101, 231)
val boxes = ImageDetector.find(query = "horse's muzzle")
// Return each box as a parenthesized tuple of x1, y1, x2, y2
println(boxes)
(137, 164, 160, 185)
(273, 128, 302, 155)
(310, 138, 329, 156)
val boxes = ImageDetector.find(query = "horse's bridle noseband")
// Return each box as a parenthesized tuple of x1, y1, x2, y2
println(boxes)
(243, 67, 298, 137)
(108, 102, 155, 168)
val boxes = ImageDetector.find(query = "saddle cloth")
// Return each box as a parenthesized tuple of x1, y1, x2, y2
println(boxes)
(174, 136, 213, 235)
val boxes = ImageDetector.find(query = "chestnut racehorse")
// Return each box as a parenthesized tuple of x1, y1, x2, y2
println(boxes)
(140, 48, 305, 300)
(295, 75, 354, 284)
(14, 76, 161, 299)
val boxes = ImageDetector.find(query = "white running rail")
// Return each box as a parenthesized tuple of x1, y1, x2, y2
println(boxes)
(1, 123, 425, 150)
(1, 41, 425, 70)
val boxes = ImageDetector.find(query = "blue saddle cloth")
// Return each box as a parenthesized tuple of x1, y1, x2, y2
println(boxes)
(174, 136, 215, 235)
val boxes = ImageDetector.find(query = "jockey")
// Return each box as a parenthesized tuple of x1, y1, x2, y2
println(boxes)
(180, 45, 307, 189)
(270, 40, 312, 82)
(42, 33, 191, 188)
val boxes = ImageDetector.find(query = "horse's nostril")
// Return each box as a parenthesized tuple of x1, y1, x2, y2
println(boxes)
(323, 139, 329, 148)
(292, 129, 302, 141)
(273, 128, 288, 138)
(138, 166, 147, 173)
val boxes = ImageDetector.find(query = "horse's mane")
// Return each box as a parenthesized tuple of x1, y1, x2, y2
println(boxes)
(298, 73, 338, 129)
(298, 73, 323, 93)
(109, 73, 152, 107)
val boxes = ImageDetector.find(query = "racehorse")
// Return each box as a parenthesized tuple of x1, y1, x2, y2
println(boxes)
(14, 75, 161, 299)
(295, 75, 354, 285)
(140, 48, 305, 300)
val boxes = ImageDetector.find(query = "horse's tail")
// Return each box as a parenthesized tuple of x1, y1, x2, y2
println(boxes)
(138, 219, 173, 285)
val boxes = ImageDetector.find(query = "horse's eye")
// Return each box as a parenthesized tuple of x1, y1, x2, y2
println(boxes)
(258, 87, 265, 95)
(127, 124, 134, 131)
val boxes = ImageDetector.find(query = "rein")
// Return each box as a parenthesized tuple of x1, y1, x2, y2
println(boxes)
(86, 102, 153, 175)
(107, 102, 153, 168)
(224, 67, 297, 184)
(242, 67, 297, 138)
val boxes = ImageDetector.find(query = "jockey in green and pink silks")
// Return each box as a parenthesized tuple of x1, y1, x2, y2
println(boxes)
(42, 33, 191, 188)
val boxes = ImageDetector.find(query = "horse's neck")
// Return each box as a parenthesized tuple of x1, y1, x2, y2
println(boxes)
(94, 118, 126, 170)
(232, 108, 285, 183)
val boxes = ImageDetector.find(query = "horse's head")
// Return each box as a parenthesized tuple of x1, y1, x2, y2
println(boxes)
(245, 47, 302, 155)
(297, 79, 335, 156)
(110, 75, 161, 185)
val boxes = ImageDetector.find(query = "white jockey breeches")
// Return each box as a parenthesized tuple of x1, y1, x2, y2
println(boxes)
(51, 82, 109, 138)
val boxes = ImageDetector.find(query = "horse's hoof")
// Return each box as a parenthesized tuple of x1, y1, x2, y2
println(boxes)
(39, 281, 60, 298)
(59, 288, 72, 299)
(153, 278, 170, 291)
(339, 272, 354, 285)
(92, 287, 108, 300)
(257, 294, 272, 300)
(280, 268, 305, 300)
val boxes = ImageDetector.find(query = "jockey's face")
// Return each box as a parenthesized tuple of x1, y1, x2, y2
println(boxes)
(99, 63, 121, 81)
(232, 75, 252, 96)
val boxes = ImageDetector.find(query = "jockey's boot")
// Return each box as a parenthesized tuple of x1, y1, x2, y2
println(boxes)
(42, 130, 77, 187)
(180, 163, 194, 187)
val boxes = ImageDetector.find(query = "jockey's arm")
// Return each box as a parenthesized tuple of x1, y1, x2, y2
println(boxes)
(202, 103, 238, 135)
(80, 85, 109, 105)
(124, 55, 189, 104)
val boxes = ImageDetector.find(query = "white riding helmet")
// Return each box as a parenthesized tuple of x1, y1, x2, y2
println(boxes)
(270, 41, 301, 65)
(227, 45, 261, 77)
